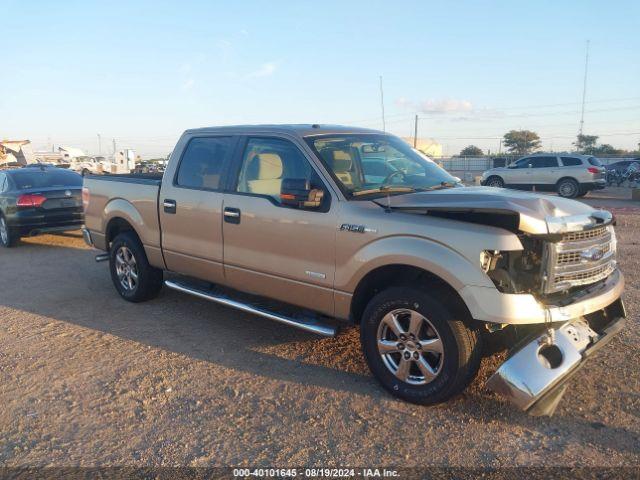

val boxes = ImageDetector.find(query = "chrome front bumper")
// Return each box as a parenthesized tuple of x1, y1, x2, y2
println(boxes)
(487, 298, 626, 416)
(460, 268, 625, 325)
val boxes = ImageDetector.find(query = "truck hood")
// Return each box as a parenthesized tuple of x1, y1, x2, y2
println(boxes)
(373, 186, 613, 235)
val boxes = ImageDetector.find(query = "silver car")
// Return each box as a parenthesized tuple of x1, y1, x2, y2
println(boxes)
(481, 154, 606, 198)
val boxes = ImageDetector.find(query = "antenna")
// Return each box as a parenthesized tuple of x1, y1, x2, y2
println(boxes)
(379, 76, 386, 131)
(578, 40, 590, 137)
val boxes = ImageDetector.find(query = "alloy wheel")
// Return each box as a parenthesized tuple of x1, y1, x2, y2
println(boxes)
(376, 308, 444, 385)
(115, 246, 138, 291)
(0, 217, 8, 245)
(559, 181, 577, 197)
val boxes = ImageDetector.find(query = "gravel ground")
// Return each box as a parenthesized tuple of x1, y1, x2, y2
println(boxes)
(0, 192, 638, 469)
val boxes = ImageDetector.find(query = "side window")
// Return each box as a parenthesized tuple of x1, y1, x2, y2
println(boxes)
(236, 137, 322, 204)
(0, 173, 6, 192)
(176, 137, 233, 190)
(561, 156, 582, 167)
(531, 156, 558, 168)
(514, 157, 531, 168)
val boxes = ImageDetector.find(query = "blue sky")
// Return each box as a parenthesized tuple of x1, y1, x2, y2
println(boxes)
(2, 0, 639, 157)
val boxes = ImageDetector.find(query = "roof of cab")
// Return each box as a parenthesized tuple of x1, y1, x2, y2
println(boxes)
(183, 124, 386, 138)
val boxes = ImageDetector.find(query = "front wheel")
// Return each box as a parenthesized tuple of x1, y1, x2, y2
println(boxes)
(485, 176, 504, 188)
(109, 231, 163, 302)
(360, 287, 482, 405)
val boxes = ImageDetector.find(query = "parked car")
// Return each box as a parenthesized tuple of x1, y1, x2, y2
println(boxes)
(481, 153, 606, 198)
(83, 125, 625, 415)
(604, 159, 640, 174)
(0, 165, 84, 247)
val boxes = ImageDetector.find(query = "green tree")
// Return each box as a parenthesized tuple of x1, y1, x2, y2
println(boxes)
(459, 145, 483, 156)
(503, 130, 541, 155)
(594, 144, 621, 155)
(574, 134, 599, 154)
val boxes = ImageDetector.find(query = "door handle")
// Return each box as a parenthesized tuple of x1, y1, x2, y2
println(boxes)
(163, 199, 177, 214)
(224, 207, 241, 224)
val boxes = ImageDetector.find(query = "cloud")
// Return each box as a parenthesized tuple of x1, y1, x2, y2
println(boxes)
(182, 78, 195, 90)
(396, 97, 474, 114)
(245, 62, 277, 79)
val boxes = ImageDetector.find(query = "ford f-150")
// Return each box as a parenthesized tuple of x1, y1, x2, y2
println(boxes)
(82, 125, 626, 415)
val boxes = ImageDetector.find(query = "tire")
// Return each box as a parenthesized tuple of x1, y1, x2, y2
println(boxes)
(81, 169, 90, 176)
(0, 214, 18, 248)
(485, 176, 504, 188)
(109, 231, 163, 302)
(556, 178, 579, 198)
(360, 287, 482, 405)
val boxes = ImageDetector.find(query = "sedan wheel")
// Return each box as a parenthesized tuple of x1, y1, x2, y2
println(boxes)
(0, 217, 8, 245)
(0, 216, 16, 247)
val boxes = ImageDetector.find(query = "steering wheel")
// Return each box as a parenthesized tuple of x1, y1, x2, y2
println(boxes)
(381, 170, 407, 186)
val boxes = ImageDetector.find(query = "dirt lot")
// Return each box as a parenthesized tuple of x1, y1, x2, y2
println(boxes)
(0, 190, 638, 468)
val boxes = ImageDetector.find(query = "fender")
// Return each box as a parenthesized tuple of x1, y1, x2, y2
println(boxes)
(336, 235, 497, 294)
(102, 198, 165, 269)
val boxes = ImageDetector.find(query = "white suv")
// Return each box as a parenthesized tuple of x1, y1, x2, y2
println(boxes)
(481, 154, 606, 198)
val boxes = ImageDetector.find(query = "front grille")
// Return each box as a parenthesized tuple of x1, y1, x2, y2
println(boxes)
(562, 226, 608, 242)
(557, 243, 611, 265)
(544, 225, 616, 293)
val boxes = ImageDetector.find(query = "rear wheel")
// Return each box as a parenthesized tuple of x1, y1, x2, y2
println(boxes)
(109, 231, 163, 302)
(360, 287, 482, 405)
(557, 178, 579, 198)
(0, 215, 17, 248)
(485, 176, 504, 188)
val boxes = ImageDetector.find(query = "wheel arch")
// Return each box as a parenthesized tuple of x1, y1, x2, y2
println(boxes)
(105, 216, 140, 246)
(555, 176, 579, 186)
(349, 264, 475, 326)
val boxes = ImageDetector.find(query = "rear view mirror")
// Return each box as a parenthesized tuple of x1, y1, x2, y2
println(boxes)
(280, 178, 324, 209)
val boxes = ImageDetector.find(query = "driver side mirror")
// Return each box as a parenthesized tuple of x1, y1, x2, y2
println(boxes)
(280, 178, 324, 209)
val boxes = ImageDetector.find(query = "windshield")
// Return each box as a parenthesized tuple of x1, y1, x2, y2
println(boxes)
(11, 169, 82, 189)
(305, 134, 457, 198)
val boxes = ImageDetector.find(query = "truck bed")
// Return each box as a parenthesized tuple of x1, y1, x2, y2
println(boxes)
(86, 173, 163, 185)
(83, 173, 163, 254)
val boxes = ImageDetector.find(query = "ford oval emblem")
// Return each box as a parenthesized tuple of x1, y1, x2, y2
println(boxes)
(581, 247, 604, 262)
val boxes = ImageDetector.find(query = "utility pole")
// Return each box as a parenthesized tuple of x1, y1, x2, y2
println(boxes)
(413, 114, 418, 148)
(379, 76, 386, 132)
(97, 134, 101, 155)
(112, 138, 116, 155)
(578, 40, 590, 137)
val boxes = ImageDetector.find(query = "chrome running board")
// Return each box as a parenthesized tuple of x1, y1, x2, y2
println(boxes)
(164, 280, 337, 337)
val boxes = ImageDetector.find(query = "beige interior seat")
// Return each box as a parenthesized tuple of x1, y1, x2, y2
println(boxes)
(322, 149, 354, 187)
(246, 153, 284, 196)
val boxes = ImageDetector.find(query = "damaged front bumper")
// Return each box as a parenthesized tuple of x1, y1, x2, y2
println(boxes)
(486, 298, 626, 416)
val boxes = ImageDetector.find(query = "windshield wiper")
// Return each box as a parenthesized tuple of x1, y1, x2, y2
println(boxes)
(351, 185, 416, 197)
(417, 181, 458, 192)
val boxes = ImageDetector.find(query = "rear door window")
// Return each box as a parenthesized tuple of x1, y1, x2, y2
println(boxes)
(561, 157, 583, 167)
(176, 137, 234, 190)
(530, 156, 558, 168)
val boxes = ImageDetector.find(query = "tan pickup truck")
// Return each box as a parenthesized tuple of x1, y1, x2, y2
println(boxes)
(83, 125, 626, 415)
